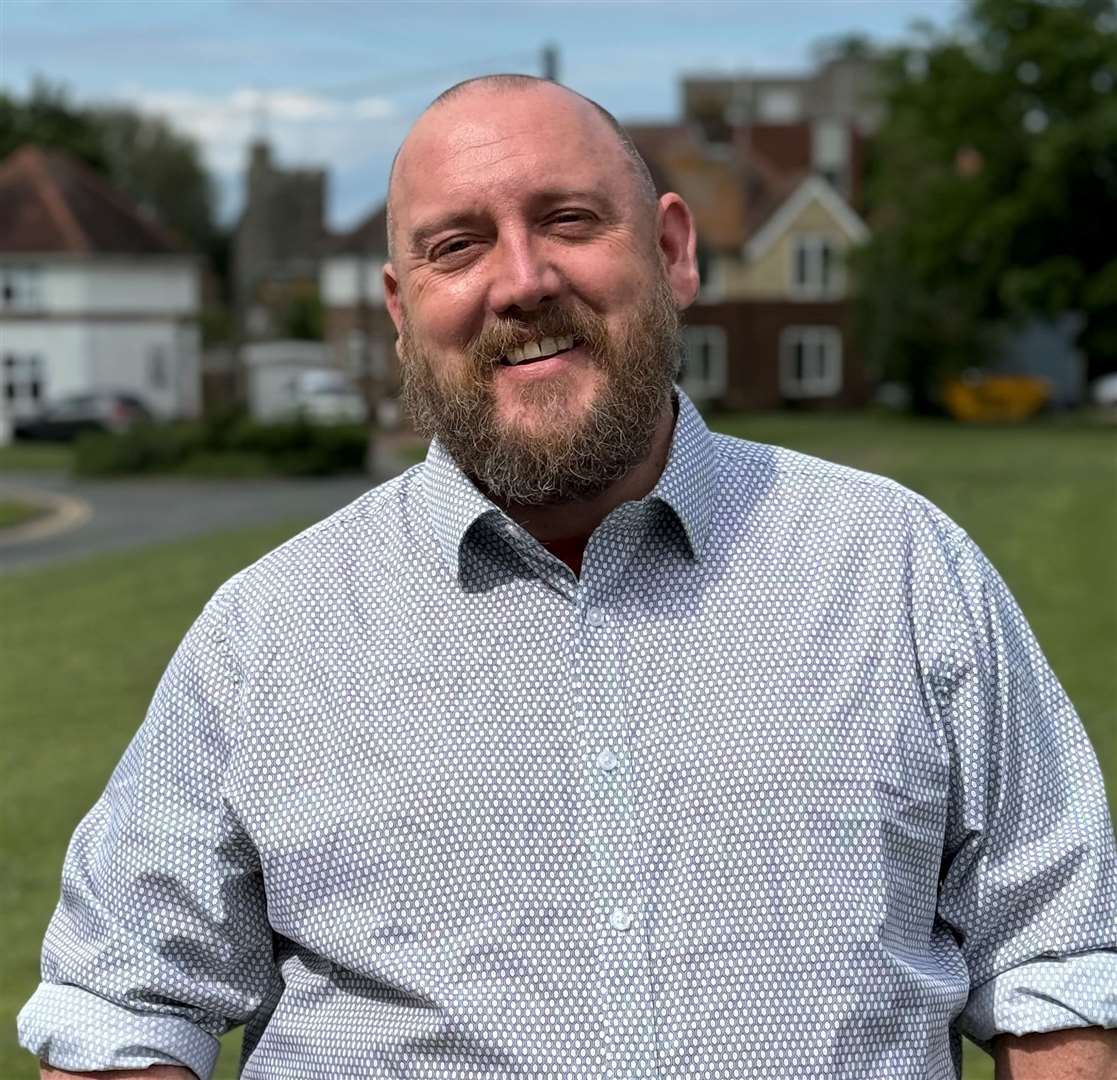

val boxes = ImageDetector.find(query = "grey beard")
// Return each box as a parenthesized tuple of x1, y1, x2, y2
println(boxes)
(398, 276, 682, 507)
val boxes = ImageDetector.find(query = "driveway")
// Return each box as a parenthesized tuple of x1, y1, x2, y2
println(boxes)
(0, 470, 388, 574)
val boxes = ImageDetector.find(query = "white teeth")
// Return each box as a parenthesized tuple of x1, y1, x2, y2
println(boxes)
(503, 334, 577, 365)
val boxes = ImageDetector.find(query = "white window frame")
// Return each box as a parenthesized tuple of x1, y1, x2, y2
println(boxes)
(2, 352, 47, 418)
(681, 325, 728, 402)
(789, 233, 844, 299)
(369, 338, 388, 381)
(147, 344, 169, 390)
(346, 330, 369, 375)
(696, 250, 726, 303)
(0, 266, 43, 310)
(780, 326, 843, 399)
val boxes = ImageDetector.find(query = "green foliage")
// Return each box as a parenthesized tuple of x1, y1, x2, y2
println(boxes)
(0, 441, 73, 472)
(73, 414, 369, 478)
(0, 499, 46, 529)
(284, 288, 325, 341)
(857, 0, 1117, 404)
(0, 77, 105, 168)
(91, 105, 219, 257)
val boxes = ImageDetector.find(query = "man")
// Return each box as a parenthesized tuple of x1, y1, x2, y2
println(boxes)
(19, 76, 1117, 1080)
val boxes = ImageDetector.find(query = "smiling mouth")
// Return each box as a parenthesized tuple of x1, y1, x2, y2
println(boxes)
(499, 334, 578, 366)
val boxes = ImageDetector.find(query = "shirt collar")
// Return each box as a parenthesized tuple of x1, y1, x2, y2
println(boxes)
(420, 387, 721, 577)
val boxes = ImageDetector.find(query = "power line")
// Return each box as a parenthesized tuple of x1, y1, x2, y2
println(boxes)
(308, 51, 542, 100)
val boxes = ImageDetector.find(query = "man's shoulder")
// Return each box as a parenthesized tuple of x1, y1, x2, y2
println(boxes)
(213, 464, 427, 614)
(709, 431, 967, 550)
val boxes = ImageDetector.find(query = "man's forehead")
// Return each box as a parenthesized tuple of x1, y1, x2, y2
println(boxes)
(390, 85, 629, 226)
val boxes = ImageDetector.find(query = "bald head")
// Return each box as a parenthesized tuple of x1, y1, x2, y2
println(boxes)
(386, 76, 657, 261)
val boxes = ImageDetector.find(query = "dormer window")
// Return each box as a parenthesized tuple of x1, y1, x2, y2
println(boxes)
(790, 234, 843, 298)
(1, 266, 43, 310)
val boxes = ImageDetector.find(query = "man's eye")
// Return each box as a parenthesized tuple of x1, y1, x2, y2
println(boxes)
(551, 211, 590, 225)
(430, 238, 475, 261)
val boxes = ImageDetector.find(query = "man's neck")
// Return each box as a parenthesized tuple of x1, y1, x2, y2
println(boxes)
(495, 401, 677, 555)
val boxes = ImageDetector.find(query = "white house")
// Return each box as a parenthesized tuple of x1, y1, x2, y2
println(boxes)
(241, 340, 366, 424)
(0, 146, 202, 440)
(319, 206, 397, 400)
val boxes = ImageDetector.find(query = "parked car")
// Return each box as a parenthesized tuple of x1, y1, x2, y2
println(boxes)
(13, 392, 154, 441)
(293, 369, 368, 425)
(1091, 372, 1117, 408)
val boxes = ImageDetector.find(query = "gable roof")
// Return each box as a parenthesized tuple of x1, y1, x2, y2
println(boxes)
(328, 204, 388, 256)
(625, 121, 866, 258)
(743, 174, 869, 260)
(0, 145, 184, 256)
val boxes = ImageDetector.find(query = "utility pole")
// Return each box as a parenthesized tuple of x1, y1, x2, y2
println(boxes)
(541, 43, 560, 83)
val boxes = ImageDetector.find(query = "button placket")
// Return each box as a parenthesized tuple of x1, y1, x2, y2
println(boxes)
(572, 579, 657, 1080)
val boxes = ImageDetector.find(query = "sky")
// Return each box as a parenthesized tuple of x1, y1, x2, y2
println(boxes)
(1, 0, 965, 230)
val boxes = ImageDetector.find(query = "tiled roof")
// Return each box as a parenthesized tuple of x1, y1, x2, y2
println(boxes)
(0, 145, 184, 255)
(327, 204, 388, 256)
(626, 122, 810, 253)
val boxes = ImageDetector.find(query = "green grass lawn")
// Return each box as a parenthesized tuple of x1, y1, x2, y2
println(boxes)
(0, 442, 73, 473)
(0, 499, 47, 530)
(3, 413, 1114, 1079)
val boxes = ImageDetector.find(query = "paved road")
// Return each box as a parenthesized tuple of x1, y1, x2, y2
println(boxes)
(0, 470, 386, 574)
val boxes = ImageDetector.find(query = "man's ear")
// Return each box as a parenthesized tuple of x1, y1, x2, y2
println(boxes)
(384, 263, 403, 334)
(656, 193, 699, 309)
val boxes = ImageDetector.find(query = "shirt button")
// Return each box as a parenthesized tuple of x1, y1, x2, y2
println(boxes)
(597, 748, 620, 772)
(586, 607, 605, 627)
(609, 908, 634, 931)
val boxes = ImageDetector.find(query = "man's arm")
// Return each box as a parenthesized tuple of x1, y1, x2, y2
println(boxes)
(995, 1027, 1117, 1079)
(918, 525, 1117, 1051)
(18, 590, 275, 1077)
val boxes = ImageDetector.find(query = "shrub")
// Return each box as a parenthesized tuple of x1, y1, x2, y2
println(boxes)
(74, 415, 369, 477)
(75, 423, 203, 475)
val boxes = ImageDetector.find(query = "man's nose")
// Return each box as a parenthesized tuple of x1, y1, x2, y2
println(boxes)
(487, 231, 562, 315)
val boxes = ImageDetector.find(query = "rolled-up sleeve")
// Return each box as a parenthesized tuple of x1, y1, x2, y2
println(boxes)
(924, 523, 1117, 1047)
(17, 585, 275, 1079)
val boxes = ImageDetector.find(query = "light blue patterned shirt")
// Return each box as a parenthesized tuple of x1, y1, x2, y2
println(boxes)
(19, 391, 1117, 1079)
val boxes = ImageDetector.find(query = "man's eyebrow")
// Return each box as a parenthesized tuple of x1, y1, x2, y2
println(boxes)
(407, 189, 617, 257)
(408, 213, 482, 257)
(530, 188, 617, 215)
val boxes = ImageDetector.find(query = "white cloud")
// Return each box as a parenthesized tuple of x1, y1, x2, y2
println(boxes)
(112, 85, 403, 220)
(353, 97, 395, 120)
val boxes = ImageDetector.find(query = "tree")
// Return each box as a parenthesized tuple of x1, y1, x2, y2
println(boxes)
(856, 0, 1117, 408)
(92, 106, 219, 262)
(0, 78, 106, 169)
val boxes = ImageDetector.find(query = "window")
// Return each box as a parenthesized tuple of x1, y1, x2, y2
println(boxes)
(681, 326, 728, 402)
(148, 346, 168, 390)
(346, 333, 388, 381)
(346, 330, 369, 374)
(789, 234, 843, 298)
(369, 338, 388, 380)
(0, 266, 42, 310)
(696, 249, 725, 302)
(811, 121, 849, 195)
(780, 327, 842, 399)
(757, 88, 802, 123)
(2, 353, 46, 416)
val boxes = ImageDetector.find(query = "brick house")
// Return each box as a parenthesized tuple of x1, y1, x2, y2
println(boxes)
(628, 122, 871, 411)
(319, 205, 399, 416)
(319, 59, 875, 416)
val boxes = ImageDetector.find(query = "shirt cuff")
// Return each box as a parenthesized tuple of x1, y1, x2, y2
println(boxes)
(17, 981, 220, 1080)
(960, 950, 1117, 1046)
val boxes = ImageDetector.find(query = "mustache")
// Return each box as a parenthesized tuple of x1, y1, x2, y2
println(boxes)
(468, 303, 609, 366)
